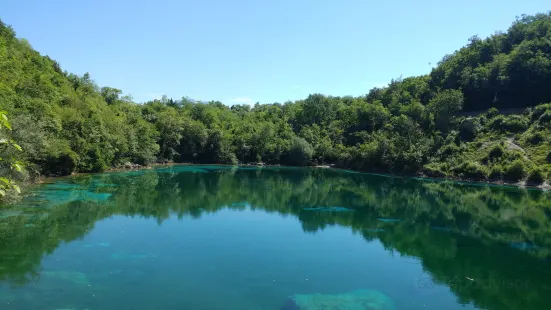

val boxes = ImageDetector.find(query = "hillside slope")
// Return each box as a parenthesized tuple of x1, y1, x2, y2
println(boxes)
(1, 13, 551, 194)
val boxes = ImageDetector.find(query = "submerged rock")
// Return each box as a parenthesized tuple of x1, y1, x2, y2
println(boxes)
(282, 289, 395, 310)
(303, 206, 353, 212)
(42, 271, 90, 285)
(377, 218, 400, 223)
(363, 228, 385, 233)
(83, 242, 110, 248)
(110, 251, 158, 260)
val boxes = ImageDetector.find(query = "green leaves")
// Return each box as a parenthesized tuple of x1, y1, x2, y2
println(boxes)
(12, 162, 23, 172)
(0, 111, 12, 130)
(0, 111, 24, 199)
(0, 177, 20, 196)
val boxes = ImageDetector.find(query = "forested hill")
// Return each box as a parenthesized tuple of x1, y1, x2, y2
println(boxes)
(1, 13, 551, 192)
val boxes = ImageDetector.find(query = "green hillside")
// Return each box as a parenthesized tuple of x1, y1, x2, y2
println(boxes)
(1, 13, 551, 197)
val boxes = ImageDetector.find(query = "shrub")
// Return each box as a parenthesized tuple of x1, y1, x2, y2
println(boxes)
(452, 161, 488, 180)
(503, 160, 527, 182)
(423, 163, 447, 178)
(527, 168, 545, 185)
(487, 107, 499, 118)
(547, 151, 551, 163)
(526, 131, 545, 144)
(503, 149, 525, 162)
(85, 148, 108, 173)
(438, 143, 460, 158)
(43, 152, 78, 176)
(459, 118, 480, 141)
(531, 103, 551, 121)
(502, 115, 529, 132)
(489, 116, 504, 130)
(287, 137, 314, 166)
(489, 165, 503, 180)
(490, 115, 529, 133)
(539, 111, 551, 124)
(488, 144, 504, 160)
(41, 143, 79, 176)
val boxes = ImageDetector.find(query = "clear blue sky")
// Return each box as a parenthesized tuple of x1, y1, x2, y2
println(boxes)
(2, 1, 549, 104)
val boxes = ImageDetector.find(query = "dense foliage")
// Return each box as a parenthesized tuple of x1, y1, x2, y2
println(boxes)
(1, 13, 551, 189)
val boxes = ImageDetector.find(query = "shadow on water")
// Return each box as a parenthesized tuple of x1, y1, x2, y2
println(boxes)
(0, 165, 551, 309)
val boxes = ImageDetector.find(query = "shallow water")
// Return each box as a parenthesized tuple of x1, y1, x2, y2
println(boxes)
(1, 165, 550, 309)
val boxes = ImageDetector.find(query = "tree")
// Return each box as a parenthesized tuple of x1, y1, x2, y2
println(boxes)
(428, 89, 464, 131)
(286, 137, 313, 166)
(100, 87, 122, 105)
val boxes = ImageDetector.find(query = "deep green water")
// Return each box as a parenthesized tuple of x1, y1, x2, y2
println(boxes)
(1, 165, 551, 310)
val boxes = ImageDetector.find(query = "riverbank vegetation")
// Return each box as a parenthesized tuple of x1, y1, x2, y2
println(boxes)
(1, 13, 551, 195)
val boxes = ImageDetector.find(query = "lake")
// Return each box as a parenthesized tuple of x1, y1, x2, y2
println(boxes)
(0, 165, 550, 310)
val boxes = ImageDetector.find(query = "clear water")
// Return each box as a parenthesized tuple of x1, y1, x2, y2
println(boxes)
(0, 165, 550, 310)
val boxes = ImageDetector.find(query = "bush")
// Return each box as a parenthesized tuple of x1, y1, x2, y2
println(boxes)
(526, 131, 544, 144)
(503, 115, 529, 132)
(539, 111, 551, 124)
(85, 148, 108, 173)
(459, 118, 480, 141)
(487, 107, 499, 118)
(287, 137, 314, 166)
(423, 163, 447, 177)
(41, 144, 78, 176)
(43, 152, 78, 176)
(527, 168, 545, 185)
(488, 144, 504, 160)
(489, 115, 529, 133)
(547, 151, 551, 163)
(438, 143, 460, 158)
(489, 165, 503, 180)
(503, 160, 527, 182)
(503, 149, 525, 162)
(452, 161, 488, 180)
(531, 103, 551, 121)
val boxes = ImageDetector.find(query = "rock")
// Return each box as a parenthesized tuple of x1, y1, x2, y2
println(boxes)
(303, 206, 353, 212)
(282, 289, 396, 310)
(42, 271, 90, 285)
(377, 218, 401, 223)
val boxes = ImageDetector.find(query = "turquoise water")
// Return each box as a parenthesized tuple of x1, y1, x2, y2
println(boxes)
(0, 165, 550, 309)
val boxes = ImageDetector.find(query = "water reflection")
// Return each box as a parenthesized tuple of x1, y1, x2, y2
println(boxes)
(0, 165, 550, 309)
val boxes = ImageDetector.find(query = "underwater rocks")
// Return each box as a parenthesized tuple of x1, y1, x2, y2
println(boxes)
(377, 218, 401, 223)
(41, 271, 90, 285)
(82, 242, 110, 248)
(282, 289, 396, 310)
(303, 206, 353, 212)
(110, 251, 158, 260)
(363, 228, 385, 233)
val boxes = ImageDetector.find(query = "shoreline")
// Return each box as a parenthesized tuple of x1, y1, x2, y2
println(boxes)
(33, 162, 550, 192)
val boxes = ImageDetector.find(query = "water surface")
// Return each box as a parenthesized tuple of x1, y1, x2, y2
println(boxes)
(1, 165, 550, 309)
